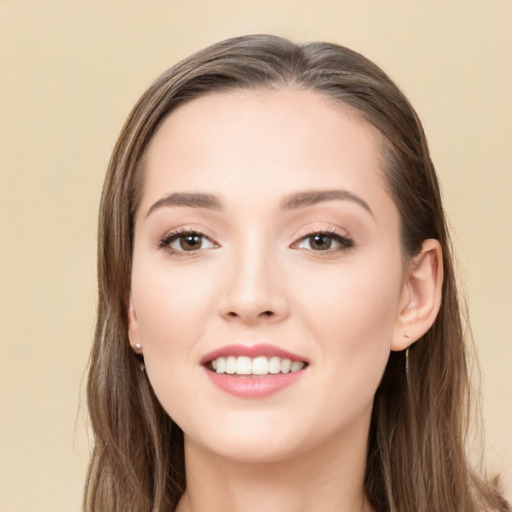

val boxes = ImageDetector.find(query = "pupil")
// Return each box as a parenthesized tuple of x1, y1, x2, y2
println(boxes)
(181, 234, 201, 250)
(311, 234, 331, 250)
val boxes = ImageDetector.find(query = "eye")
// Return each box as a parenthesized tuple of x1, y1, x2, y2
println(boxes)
(159, 229, 218, 254)
(293, 231, 353, 252)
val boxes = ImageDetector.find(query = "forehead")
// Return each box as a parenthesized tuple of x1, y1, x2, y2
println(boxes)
(146, 87, 383, 161)
(139, 88, 392, 218)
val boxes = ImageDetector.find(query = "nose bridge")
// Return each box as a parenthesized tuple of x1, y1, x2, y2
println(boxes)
(220, 232, 287, 322)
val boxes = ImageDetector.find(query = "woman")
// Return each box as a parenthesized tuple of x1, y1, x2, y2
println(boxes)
(84, 35, 509, 512)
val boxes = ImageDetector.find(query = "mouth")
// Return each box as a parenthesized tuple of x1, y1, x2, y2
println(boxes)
(201, 344, 309, 395)
(206, 355, 308, 376)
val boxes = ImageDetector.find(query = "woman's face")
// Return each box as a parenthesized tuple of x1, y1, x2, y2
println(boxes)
(129, 89, 408, 462)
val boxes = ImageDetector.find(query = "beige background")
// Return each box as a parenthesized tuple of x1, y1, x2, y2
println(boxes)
(0, 1, 510, 511)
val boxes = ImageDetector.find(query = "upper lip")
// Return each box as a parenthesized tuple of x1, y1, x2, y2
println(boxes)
(200, 343, 308, 365)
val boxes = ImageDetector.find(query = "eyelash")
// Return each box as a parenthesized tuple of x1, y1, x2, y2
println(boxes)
(158, 228, 218, 256)
(158, 228, 354, 256)
(292, 228, 354, 253)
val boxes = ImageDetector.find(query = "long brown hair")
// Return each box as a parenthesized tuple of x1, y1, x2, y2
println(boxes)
(84, 35, 509, 512)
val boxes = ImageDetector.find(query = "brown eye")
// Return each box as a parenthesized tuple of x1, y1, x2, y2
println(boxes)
(179, 234, 203, 251)
(294, 231, 353, 252)
(159, 230, 218, 254)
(308, 233, 333, 250)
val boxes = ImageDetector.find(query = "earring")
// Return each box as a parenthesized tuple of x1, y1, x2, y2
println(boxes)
(404, 333, 411, 374)
(132, 344, 145, 371)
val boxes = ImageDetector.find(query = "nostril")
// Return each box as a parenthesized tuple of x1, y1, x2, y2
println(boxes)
(221, 308, 280, 321)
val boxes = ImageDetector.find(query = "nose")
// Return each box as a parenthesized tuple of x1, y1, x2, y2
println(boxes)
(218, 242, 290, 325)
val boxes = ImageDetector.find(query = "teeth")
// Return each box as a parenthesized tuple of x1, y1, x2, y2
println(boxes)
(281, 358, 292, 373)
(216, 357, 226, 373)
(225, 356, 236, 374)
(211, 356, 306, 375)
(236, 356, 252, 375)
(290, 361, 304, 372)
(268, 356, 281, 374)
(251, 356, 268, 375)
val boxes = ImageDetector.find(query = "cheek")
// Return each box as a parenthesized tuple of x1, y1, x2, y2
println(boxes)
(132, 256, 215, 344)
(294, 255, 402, 402)
(298, 254, 402, 346)
(129, 258, 218, 403)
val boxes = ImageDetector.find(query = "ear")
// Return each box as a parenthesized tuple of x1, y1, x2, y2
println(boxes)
(127, 295, 144, 354)
(391, 239, 444, 351)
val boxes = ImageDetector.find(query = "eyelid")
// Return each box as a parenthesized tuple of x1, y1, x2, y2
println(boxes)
(290, 222, 350, 242)
(290, 226, 354, 252)
(156, 223, 353, 255)
(158, 226, 220, 255)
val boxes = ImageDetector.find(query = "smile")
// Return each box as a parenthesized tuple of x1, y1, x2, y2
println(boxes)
(201, 344, 309, 398)
(210, 356, 306, 376)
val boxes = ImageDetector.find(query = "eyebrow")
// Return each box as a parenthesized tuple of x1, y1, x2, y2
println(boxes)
(280, 189, 374, 216)
(146, 192, 222, 217)
(146, 189, 373, 217)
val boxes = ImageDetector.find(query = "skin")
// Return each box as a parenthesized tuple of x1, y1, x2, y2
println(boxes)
(128, 89, 443, 512)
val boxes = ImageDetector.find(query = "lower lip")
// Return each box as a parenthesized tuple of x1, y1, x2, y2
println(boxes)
(204, 368, 306, 398)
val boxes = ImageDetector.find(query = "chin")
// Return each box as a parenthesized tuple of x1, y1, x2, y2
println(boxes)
(194, 433, 305, 464)
(180, 410, 312, 464)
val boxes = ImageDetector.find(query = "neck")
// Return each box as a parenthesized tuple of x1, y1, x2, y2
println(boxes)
(176, 426, 374, 512)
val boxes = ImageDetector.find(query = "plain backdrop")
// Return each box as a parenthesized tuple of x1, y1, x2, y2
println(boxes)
(0, 1, 510, 511)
